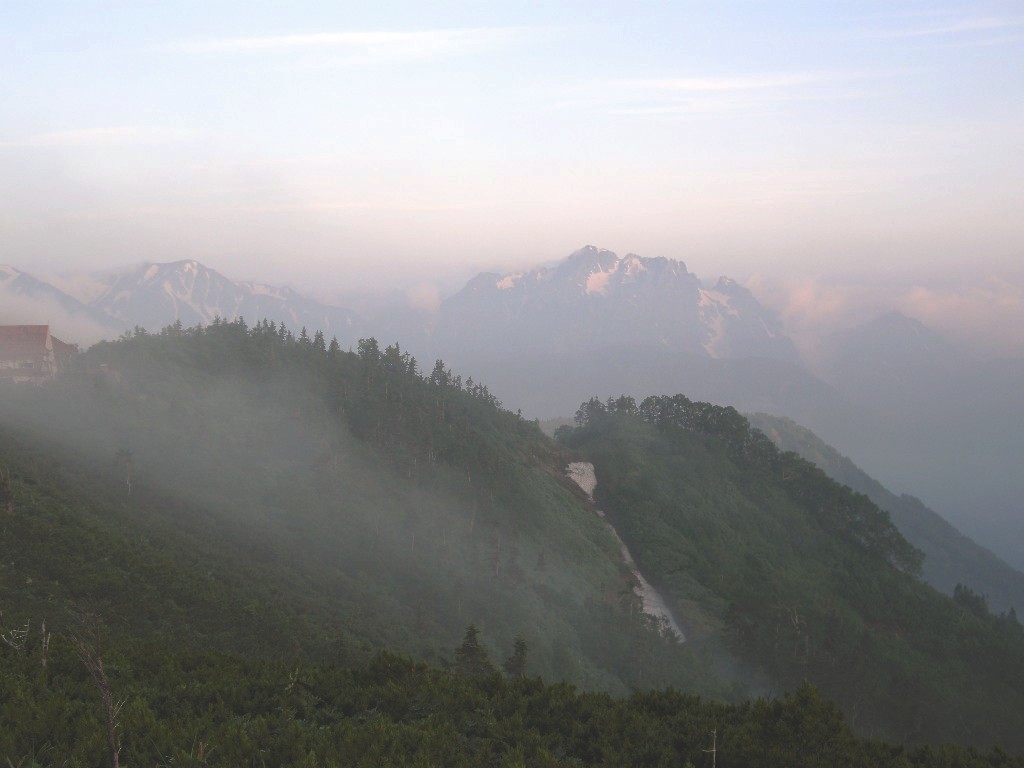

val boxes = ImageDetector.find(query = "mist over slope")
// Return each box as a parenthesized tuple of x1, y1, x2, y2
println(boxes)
(3, 322, 1024, 753)
(0, 319, 711, 696)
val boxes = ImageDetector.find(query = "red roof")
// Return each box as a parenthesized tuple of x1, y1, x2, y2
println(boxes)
(0, 325, 51, 364)
(51, 336, 77, 366)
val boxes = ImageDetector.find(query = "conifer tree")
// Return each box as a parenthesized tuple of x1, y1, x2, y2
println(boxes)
(454, 624, 495, 677)
(503, 636, 528, 678)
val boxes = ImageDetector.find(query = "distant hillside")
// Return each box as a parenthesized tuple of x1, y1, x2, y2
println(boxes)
(452, 344, 849, 423)
(748, 412, 1024, 615)
(810, 311, 1024, 569)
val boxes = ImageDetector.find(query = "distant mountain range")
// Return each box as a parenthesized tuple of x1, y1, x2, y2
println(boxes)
(414, 246, 832, 431)
(1, 248, 818, 422)
(3, 246, 803, 364)
(0, 260, 361, 346)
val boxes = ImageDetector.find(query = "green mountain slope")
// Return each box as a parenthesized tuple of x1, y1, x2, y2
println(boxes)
(5, 323, 1024, 758)
(748, 412, 1024, 615)
(0, 320, 714, 697)
(558, 395, 1024, 749)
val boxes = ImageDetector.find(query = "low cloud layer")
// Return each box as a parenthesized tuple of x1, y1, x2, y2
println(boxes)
(747, 274, 1024, 358)
(0, 286, 120, 347)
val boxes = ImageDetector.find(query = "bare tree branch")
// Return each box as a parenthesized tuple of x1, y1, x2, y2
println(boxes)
(0, 612, 30, 652)
(72, 614, 121, 768)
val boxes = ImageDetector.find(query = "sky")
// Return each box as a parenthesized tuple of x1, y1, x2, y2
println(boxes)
(1, 1, 1022, 345)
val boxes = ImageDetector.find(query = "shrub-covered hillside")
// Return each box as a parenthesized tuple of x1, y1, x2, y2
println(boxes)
(4, 632, 1023, 767)
(0, 320, 714, 696)
(558, 395, 1024, 749)
(748, 411, 1024, 615)
(4, 322, 1024, 761)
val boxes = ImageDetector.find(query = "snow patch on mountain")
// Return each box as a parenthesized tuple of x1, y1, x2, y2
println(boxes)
(699, 289, 738, 317)
(622, 255, 647, 276)
(585, 262, 618, 295)
(496, 272, 524, 290)
(697, 289, 742, 356)
(566, 461, 599, 499)
(702, 312, 727, 357)
(567, 461, 684, 641)
(244, 282, 277, 297)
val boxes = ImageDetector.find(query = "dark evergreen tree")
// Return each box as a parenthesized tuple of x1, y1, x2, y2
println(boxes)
(503, 636, 528, 678)
(454, 624, 495, 678)
(430, 359, 451, 387)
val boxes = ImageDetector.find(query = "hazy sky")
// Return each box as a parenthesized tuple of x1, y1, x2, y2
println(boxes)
(2, 1, 1022, 300)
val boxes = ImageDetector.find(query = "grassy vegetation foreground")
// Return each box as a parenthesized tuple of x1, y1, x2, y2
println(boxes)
(2, 623, 1022, 767)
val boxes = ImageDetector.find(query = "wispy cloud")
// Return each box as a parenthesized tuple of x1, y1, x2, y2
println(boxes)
(0, 126, 189, 149)
(227, 200, 493, 214)
(563, 70, 872, 119)
(607, 72, 841, 93)
(747, 274, 1024, 358)
(0, 284, 118, 347)
(170, 27, 529, 64)
(870, 14, 1024, 39)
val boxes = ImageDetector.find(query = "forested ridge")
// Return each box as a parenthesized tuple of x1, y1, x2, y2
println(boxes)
(2, 320, 1024, 763)
(1, 320, 724, 681)
(559, 396, 1024, 749)
(0, 319, 708, 763)
(747, 411, 1024, 615)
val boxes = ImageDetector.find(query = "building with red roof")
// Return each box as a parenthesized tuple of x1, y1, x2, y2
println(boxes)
(0, 325, 74, 383)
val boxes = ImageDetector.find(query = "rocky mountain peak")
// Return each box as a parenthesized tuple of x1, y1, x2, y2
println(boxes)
(434, 246, 799, 362)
